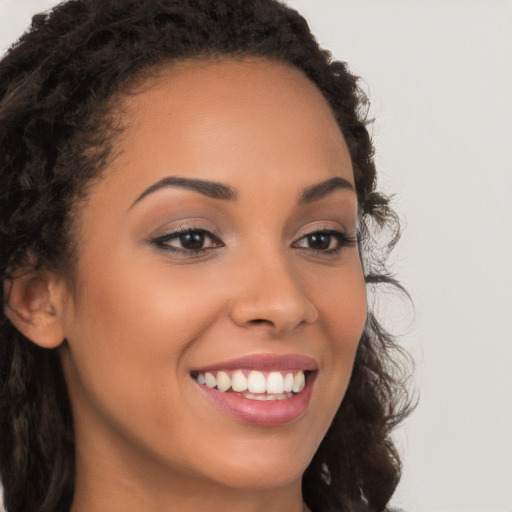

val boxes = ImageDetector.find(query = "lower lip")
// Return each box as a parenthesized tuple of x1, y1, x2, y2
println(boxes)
(194, 374, 316, 426)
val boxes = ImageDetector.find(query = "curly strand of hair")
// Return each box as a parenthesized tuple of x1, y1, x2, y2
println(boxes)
(0, 324, 74, 512)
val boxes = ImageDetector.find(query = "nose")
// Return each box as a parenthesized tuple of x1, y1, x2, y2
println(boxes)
(229, 253, 319, 336)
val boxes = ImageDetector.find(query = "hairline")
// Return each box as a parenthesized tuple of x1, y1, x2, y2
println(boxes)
(62, 53, 356, 301)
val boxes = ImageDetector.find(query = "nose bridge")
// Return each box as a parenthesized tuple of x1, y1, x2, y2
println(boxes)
(229, 241, 318, 334)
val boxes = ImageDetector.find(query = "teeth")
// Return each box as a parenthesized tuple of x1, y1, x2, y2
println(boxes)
(283, 372, 294, 392)
(292, 371, 305, 393)
(247, 371, 267, 393)
(205, 372, 216, 388)
(231, 370, 248, 392)
(216, 371, 231, 392)
(266, 371, 284, 394)
(245, 392, 294, 401)
(194, 369, 308, 396)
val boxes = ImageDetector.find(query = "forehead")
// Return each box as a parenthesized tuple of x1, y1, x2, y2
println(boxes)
(125, 57, 336, 127)
(93, 58, 353, 211)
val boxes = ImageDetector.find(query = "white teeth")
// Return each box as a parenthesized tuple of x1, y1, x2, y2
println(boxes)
(195, 368, 309, 396)
(204, 372, 217, 388)
(266, 371, 284, 394)
(292, 370, 305, 393)
(216, 371, 231, 392)
(283, 372, 294, 392)
(247, 371, 267, 393)
(245, 392, 294, 401)
(231, 370, 248, 392)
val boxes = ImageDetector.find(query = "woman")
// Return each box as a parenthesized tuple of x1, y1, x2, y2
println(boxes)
(0, 1, 412, 511)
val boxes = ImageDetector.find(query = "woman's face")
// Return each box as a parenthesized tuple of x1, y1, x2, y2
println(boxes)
(58, 59, 367, 500)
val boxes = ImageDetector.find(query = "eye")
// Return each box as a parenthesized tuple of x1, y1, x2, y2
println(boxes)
(151, 227, 224, 254)
(292, 229, 356, 254)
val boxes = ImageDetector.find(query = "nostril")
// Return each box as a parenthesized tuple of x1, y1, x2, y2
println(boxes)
(248, 318, 273, 326)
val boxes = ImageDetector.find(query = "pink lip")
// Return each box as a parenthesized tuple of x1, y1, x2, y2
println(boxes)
(192, 353, 318, 373)
(194, 374, 317, 426)
(191, 353, 318, 427)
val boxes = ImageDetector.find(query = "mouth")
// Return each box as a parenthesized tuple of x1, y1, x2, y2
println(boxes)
(190, 354, 318, 426)
(191, 368, 309, 401)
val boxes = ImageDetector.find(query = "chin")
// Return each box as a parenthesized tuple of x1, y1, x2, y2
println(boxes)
(188, 437, 316, 491)
(208, 462, 306, 491)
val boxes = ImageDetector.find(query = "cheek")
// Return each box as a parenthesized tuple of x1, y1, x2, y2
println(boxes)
(69, 248, 225, 347)
(332, 272, 366, 380)
(308, 259, 367, 412)
(61, 250, 228, 422)
(313, 257, 367, 353)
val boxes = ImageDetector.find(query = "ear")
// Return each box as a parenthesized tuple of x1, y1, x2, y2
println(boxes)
(4, 266, 67, 349)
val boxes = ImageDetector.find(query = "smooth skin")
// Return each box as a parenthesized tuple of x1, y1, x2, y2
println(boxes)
(6, 59, 367, 512)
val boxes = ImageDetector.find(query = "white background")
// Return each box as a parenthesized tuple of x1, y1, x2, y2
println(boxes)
(1, 1, 511, 511)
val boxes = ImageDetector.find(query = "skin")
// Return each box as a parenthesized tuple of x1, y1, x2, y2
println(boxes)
(8, 59, 367, 512)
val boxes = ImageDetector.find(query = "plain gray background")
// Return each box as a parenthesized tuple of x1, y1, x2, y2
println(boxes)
(1, 1, 511, 511)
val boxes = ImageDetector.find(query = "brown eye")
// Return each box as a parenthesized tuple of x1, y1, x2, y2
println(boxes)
(179, 232, 206, 250)
(307, 233, 332, 251)
(151, 228, 224, 254)
(293, 229, 356, 254)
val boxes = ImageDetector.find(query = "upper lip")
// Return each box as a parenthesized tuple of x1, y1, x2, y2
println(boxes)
(191, 353, 318, 373)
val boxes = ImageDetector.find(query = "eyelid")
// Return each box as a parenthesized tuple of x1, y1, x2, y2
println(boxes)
(291, 226, 358, 254)
(147, 220, 357, 257)
(292, 220, 349, 240)
(149, 224, 224, 254)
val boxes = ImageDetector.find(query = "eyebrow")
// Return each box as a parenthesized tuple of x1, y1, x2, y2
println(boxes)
(298, 176, 355, 204)
(130, 175, 354, 209)
(130, 176, 237, 208)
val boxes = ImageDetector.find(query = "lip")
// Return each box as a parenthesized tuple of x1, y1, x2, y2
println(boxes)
(191, 353, 318, 426)
(191, 353, 318, 373)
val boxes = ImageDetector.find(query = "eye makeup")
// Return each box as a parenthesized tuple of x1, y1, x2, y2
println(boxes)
(148, 221, 357, 262)
(150, 225, 224, 256)
(292, 228, 357, 256)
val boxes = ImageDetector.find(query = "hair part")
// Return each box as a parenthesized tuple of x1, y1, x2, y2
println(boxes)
(0, 1, 414, 511)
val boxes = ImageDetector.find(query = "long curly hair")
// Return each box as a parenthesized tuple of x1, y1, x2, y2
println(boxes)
(0, 1, 414, 511)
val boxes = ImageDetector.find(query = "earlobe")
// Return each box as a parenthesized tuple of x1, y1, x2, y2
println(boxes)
(3, 269, 67, 349)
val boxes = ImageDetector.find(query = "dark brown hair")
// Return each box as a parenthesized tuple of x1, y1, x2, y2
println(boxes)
(0, 1, 413, 511)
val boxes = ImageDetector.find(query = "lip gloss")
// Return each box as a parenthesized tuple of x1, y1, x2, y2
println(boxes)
(191, 353, 318, 426)
(195, 374, 316, 426)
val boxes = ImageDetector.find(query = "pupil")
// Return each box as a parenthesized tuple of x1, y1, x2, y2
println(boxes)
(181, 232, 205, 249)
(309, 234, 331, 250)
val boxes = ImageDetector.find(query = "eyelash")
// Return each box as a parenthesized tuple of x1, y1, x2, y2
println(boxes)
(292, 229, 357, 255)
(150, 226, 224, 256)
(150, 226, 357, 257)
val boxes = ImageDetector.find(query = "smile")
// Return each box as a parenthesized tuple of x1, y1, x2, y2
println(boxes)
(191, 354, 317, 425)
(192, 369, 307, 400)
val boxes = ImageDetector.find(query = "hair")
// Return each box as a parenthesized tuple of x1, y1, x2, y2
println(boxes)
(0, 1, 414, 511)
